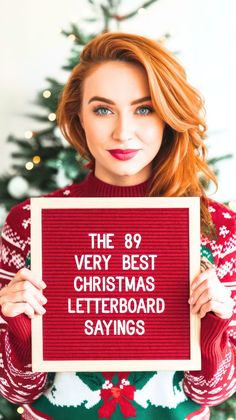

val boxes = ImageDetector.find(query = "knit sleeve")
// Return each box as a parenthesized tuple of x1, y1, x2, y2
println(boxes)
(0, 203, 47, 404)
(183, 203, 236, 406)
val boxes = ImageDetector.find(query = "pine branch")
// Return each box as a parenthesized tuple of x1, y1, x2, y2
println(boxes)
(7, 136, 33, 150)
(101, 0, 158, 22)
(208, 154, 233, 165)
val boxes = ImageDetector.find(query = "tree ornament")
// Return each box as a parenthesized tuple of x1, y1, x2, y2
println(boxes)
(7, 176, 29, 199)
(28, 186, 41, 197)
(55, 166, 71, 188)
(54, 126, 70, 148)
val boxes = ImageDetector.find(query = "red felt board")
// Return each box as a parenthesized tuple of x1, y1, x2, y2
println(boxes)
(31, 197, 201, 372)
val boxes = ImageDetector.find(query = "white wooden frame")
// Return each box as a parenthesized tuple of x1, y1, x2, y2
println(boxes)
(31, 197, 201, 372)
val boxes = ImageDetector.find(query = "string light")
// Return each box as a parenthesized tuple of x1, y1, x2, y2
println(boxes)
(25, 162, 34, 170)
(138, 8, 146, 15)
(33, 155, 41, 164)
(43, 90, 51, 98)
(24, 130, 33, 139)
(17, 407, 24, 414)
(68, 34, 76, 41)
(48, 112, 56, 122)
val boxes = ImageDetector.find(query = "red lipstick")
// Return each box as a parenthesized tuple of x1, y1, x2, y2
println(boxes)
(107, 149, 140, 161)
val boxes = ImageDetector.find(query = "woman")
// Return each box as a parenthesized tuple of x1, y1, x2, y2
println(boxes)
(0, 32, 235, 420)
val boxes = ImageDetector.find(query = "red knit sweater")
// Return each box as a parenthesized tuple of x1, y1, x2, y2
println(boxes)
(0, 172, 235, 419)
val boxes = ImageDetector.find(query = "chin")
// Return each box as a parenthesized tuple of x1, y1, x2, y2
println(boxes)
(115, 169, 141, 178)
(114, 164, 142, 175)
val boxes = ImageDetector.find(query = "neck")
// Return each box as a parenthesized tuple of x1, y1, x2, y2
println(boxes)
(78, 171, 151, 197)
(94, 169, 151, 187)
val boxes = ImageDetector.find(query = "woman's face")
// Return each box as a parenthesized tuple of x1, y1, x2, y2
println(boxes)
(79, 60, 165, 186)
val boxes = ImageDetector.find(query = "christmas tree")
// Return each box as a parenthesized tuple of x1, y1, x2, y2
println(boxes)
(0, 0, 233, 220)
(0, 0, 235, 418)
(0, 0, 159, 223)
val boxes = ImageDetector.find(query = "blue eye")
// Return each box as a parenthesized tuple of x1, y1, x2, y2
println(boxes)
(93, 106, 112, 116)
(136, 106, 153, 116)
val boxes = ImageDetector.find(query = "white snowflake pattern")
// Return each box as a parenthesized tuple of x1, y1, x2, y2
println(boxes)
(209, 241, 223, 257)
(2, 224, 29, 251)
(219, 225, 230, 238)
(209, 206, 216, 213)
(217, 259, 235, 279)
(63, 190, 71, 196)
(223, 212, 232, 219)
(22, 204, 30, 211)
(1, 245, 25, 270)
(22, 218, 31, 230)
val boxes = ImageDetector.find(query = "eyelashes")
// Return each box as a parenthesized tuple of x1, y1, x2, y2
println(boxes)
(92, 105, 154, 116)
(136, 105, 154, 116)
(92, 106, 112, 116)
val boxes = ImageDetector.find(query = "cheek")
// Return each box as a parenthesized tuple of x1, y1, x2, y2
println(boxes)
(142, 123, 164, 145)
(86, 131, 105, 156)
(84, 115, 111, 139)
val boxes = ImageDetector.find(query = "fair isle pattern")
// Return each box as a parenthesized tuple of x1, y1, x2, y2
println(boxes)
(217, 257, 236, 279)
(0, 176, 235, 420)
(1, 222, 31, 250)
(220, 235, 236, 258)
(184, 350, 235, 406)
(1, 244, 25, 270)
(0, 328, 46, 403)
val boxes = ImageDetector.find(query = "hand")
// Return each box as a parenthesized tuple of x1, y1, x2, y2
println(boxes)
(189, 262, 234, 319)
(0, 268, 47, 319)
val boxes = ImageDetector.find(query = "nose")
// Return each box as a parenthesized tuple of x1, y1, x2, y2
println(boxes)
(112, 113, 134, 143)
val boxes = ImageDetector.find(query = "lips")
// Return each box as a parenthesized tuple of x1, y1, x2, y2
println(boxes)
(107, 149, 140, 161)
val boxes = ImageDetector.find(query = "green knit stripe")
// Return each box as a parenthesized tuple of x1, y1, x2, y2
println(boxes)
(31, 392, 202, 420)
(200, 245, 215, 264)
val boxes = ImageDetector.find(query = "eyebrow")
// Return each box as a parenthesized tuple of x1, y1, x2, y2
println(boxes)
(88, 96, 152, 105)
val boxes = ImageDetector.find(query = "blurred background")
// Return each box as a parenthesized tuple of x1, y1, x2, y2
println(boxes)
(0, 0, 235, 418)
(1, 0, 236, 217)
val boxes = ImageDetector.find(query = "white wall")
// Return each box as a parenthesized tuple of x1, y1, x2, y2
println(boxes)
(1, 0, 236, 201)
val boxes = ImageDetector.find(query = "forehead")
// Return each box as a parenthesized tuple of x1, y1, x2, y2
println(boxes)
(82, 61, 150, 101)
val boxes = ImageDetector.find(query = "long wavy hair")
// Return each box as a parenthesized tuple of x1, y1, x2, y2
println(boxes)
(57, 32, 217, 236)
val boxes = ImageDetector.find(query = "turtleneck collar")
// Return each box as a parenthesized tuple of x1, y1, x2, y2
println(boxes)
(78, 171, 151, 197)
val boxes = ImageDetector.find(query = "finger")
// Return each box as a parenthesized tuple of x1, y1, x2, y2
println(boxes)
(1, 302, 36, 319)
(191, 289, 213, 314)
(199, 298, 234, 319)
(189, 278, 211, 305)
(190, 279, 231, 307)
(191, 268, 214, 291)
(0, 291, 46, 315)
(10, 268, 46, 290)
(0, 284, 9, 297)
(5, 280, 47, 306)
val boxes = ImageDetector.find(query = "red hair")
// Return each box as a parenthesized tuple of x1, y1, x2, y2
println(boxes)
(57, 32, 217, 236)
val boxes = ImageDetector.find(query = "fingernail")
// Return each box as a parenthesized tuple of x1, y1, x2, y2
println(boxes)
(188, 297, 193, 304)
(191, 283, 196, 290)
(41, 281, 47, 289)
(41, 296, 47, 304)
(40, 307, 46, 314)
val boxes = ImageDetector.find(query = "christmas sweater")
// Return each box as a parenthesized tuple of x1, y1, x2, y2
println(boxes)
(0, 172, 235, 420)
